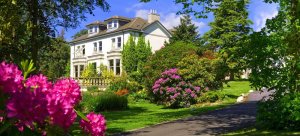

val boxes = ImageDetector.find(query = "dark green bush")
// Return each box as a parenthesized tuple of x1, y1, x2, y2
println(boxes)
(95, 92, 128, 111)
(107, 76, 142, 92)
(257, 92, 300, 130)
(78, 92, 100, 113)
(87, 85, 98, 91)
(197, 92, 226, 103)
(142, 41, 198, 92)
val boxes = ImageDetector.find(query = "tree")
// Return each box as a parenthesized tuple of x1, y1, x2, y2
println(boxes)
(204, 0, 252, 80)
(0, 0, 110, 68)
(39, 38, 70, 81)
(169, 15, 200, 44)
(72, 29, 88, 39)
(122, 35, 151, 74)
(81, 63, 97, 78)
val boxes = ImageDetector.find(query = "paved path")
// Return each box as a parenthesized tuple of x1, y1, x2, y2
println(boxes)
(115, 91, 271, 136)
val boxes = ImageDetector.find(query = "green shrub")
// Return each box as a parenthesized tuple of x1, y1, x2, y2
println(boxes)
(142, 41, 198, 92)
(107, 76, 142, 92)
(78, 92, 100, 113)
(257, 92, 300, 130)
(129, 89, 149, 102)
(95, 92, 128, 111)
(177, 52, 223, 89)
(87, 86, 98, 91)
(197, 92, 226, 103)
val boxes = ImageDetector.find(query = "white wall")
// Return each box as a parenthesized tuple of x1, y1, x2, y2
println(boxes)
(144, 22, 170, 52)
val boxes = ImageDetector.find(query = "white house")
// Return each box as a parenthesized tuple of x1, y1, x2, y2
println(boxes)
(70, 10, 172, 78)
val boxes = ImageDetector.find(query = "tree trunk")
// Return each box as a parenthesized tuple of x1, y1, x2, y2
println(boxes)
(29, 0, 39, 69)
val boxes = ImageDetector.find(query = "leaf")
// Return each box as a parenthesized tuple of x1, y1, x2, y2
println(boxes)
(75, 109, 89, 121)
(0, 122, 11, 134)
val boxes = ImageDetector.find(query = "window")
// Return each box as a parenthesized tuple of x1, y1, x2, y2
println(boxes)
(82, 45, 85, 56)
(74, 65, 78, 78)
(109, 60, 114, 72)
(98, 41, 102, 52)
(76, 46, 80, 57)
(111, 38, 116, 48)
(117, 37, 122, 48)
(79, 65, 84, 77)
(92, 62, 97, 73)
(116, 59, 121, 75)
(94, 26, 98, 33)
(93, 42, 97, 52)
(89, 27, 93, 33)
(108, 20, 118, 29)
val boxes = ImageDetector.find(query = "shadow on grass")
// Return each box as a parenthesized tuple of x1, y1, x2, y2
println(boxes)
(101, 106, 148, 121)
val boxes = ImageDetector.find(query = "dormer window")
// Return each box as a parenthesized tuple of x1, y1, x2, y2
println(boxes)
(89, 26, 98, 34)
(107, 20, 118, 29)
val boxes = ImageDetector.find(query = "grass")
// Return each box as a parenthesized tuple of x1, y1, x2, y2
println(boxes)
(73, 81, 251, 135)
(223, 128, 300, 136)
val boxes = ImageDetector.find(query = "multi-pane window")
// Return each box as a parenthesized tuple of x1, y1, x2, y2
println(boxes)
(116, 59, 121, 75)
(108, 20, 118, 29)
(94, 26, 98, 33)
(98, 41, 102, 52)
(111, 38, 116, 48)
(93, 42, 97, 52)
(74, 65, 78, 78)
(92, 62, 97, 73)
(109, 60, 114, 72)
(82, 45, 85, 56)
(117, 37, 122, 48)
(79, 65, 84, 77)
(89, 27, 93, 33)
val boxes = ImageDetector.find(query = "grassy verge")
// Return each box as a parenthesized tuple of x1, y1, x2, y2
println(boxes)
(223, 128, 300, 136)
(73, 81, 251, 135)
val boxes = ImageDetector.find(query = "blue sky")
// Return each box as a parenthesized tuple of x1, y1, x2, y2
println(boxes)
(64, 0, 278, 41)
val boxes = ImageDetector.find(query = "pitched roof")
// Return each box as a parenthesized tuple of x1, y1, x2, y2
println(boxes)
(71, 17, 150, 43)
(104, 16, 132, 22)
(86, 21, 106, 27)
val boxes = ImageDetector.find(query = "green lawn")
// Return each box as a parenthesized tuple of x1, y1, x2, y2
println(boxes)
(73, 81, 251, 135)
(223, 128, 300, 136)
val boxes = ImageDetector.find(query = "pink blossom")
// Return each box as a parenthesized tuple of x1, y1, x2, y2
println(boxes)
(80, 112, 106, 136)
(0, 61, 23, 94)
(52, 78, 81, 106)
(25, 74, 52, 94)
(47, 93, 77, 130)
(6, 87, 49, 129)
(194, 87, 201, 92)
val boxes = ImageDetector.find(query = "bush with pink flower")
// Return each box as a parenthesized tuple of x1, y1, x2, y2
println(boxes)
(152, 68, 201, 108)
(0, 61, 106, 136)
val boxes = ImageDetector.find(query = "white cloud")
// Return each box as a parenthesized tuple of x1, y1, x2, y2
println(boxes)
(135, 9, 149, 20)
(125, 3, 145, 12)
(253, 8, 278, 31)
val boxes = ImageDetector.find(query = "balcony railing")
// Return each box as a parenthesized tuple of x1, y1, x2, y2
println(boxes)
(74, 77, 112, 88)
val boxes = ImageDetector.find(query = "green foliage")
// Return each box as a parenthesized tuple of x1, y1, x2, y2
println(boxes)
(19, 60, 36, 79)
(257, 92, 300, 130)
(39, 38, 70, 81)
(81, 63, 97, 78)
(129, 89, 149, 102)
(169, 14, 200, 45)
(204, 0, 252, 80)
(197, 92, 226, 103)
(95, 92, 128, 111)
(107, 75, 142, 92)
(177, 52, 223, 89)
(99, 64, 114, 79)
(143, 41, 198, 91)
(122, 35, 152, 83)
(0, 0, 110, 67)
(87, 86, 99, 92)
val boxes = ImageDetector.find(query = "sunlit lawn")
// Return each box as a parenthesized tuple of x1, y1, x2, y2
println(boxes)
(72, 81, 252, 135)
(223, 128, 300, 136)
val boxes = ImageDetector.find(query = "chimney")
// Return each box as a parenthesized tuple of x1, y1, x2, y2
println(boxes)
(148, 9, 160, 23)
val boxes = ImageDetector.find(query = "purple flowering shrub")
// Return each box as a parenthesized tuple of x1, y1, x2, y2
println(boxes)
(0, 61, 106, 136)
(152, 68, 201, 108)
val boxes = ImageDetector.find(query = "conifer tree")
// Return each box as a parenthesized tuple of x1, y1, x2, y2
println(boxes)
(169, 15, 200, 44)
(204, 0, 252, 80)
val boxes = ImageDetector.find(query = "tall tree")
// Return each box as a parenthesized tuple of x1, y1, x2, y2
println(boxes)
(204, 0, 252, 80)
(0, 0, 110, 67)
(169, 15, 200, 44)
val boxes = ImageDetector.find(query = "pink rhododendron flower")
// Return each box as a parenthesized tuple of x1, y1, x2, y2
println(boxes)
(47, 93, 77, 130)
(52, 78, 81, 106)
(25, 74, 52, 93)
(0, 61, 23, 94)
(80, 112, 106, 136)
(6, 86, 49, 129)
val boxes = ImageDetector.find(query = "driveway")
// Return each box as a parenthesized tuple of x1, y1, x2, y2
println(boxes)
(115, 91, 271, 136)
